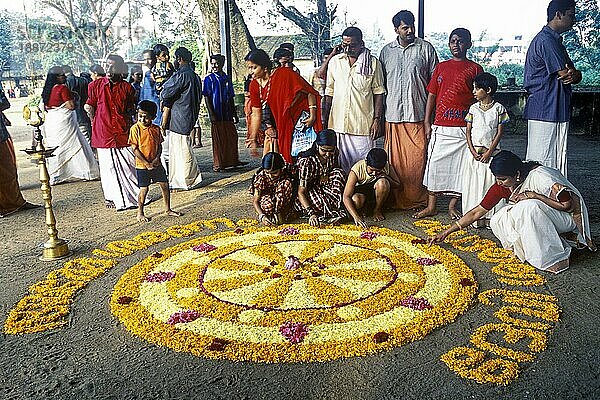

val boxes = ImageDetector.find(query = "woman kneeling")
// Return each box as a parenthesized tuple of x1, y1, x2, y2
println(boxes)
(431, 150, 595, 274)
(295, 129, 347, 227)
(250, 152, 295, 225)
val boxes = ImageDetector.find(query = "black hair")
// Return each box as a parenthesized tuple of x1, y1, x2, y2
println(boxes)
(261, 152, 285, 170)
(366, 148, 388, 169)
(298, 129, 337, 158)
(152, 44, 169, 58)
(323, 47, 334, 57)
(279, 42, 294, 51)
(273, 47, 293, 60)
(107, 54, 128, 75)
(342, 26, 363, 41)
(89, 63, 106, 76)
(210, 54, 226, 66)
(474, 72, 498, 95)
(41, 66, 64, 105)
(174, 47, 192, 62)
(244, 74, 252, 92)
(137, 100, 158, 118)
(547, 0, 576, 22)
(392, 10, 415, 28)
(62, 65, 73, 74)
(245, 49, 273, 71)
(449, 28, 472, 44)
(490, 150, 539, 179)
(130, 65, 143, 74)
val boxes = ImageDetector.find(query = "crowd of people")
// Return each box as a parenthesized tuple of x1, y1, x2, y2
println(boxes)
(0, 0, 595, 274)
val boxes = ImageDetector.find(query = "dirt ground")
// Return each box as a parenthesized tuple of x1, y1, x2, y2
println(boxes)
(1, 96, 599, 399)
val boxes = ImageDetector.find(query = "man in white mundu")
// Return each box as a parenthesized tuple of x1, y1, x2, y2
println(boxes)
(85, 54, 139, 210)
(322, 26, 386, 173)
(160, 47, 203, 190)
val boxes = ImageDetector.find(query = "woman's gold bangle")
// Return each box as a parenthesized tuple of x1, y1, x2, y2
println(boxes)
(454, 221, 463, 230)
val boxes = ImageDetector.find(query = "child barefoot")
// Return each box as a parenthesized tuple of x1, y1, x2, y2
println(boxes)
(129, 100, 182, 222)
(462, 72, 509, 227)
(415, 28, 483, 220)
(343, 148, 392, 228)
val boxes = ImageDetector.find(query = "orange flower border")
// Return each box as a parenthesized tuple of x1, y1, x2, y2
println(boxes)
(413, 219, 561, 385)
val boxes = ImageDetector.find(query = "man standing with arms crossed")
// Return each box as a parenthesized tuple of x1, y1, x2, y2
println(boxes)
(379, 10, 438, 210)
(524, 0, 581, 177)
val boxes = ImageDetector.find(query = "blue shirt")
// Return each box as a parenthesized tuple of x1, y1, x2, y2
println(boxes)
(140, 70, 163, 125)
(160, 64, 202, 135)
(202, 72, 235, 122)
(523, 26, 573, 122)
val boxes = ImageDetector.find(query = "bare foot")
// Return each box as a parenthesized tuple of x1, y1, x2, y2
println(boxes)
(449, 208, 462, 220)
(412, 208, 437, 219)
(373, 212, 385, 222)
(165, 210, 182, 217)
(137, 213, 150, 222)
(105, 200, 116, 209)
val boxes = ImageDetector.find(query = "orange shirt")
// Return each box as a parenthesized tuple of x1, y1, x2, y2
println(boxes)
(128, 122, 163, 169)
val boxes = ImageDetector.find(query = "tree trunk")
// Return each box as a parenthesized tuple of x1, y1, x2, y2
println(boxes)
(197, 0, 255, 81)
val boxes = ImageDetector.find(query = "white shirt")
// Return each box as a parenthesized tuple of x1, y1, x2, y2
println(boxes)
(325, 52, 386, 136)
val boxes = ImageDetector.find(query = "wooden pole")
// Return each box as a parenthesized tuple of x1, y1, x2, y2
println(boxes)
(218, 0, 233, 77)
(418, 0, 425, 38)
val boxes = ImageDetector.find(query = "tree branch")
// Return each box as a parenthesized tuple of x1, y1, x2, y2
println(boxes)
(275, 0, 310, 32)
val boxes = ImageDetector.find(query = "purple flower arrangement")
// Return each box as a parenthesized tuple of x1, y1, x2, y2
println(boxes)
(167, 310, 201, 325)
(192, 243, 217, 253)
(284, 255, 302, 270)
(400, 295, 434, 311)
(144, 271, 176, 283)
(279, 321, 309, 343)
(278, 227, 300, 236)
(416, 257, 441, 266)
(360, 231, 378, 240)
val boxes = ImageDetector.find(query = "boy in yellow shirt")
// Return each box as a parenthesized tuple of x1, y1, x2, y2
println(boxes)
(129, 100, 181, 222)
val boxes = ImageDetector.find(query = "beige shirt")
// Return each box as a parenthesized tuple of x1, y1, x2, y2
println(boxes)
(325, 52, 386, 136)
(351, 159, 390, 185)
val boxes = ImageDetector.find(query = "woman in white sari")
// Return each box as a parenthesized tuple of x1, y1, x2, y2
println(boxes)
(430, 150, 595, 274)
(41, 66, 99, 185)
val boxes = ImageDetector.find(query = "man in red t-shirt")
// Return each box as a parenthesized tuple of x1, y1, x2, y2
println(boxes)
(85, 54, 138, 211)
(414, 28, 483, 220)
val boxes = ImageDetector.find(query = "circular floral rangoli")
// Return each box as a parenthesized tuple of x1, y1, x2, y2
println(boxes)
(111, 225, 477, 362)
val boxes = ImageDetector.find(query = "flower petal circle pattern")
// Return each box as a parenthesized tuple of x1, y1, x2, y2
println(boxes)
(111, 225, 477, 362)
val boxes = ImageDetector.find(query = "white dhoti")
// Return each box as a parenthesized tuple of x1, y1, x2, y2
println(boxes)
(97, 147, 139, 211)
(526, 120, 569, 177)
(44, 107, 99, 185)
(490, 199, 577, 271)
(423, 125, 468, 195)
(462, 156, 502, 223)
(337, 133, 374, 173)
(161, 130, 169, 168)
(168, 131, 202, 190)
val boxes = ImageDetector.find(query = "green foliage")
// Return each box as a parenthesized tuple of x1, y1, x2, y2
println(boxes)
(426, 32, 452, 61)
(484, 64, 525, 86)
(1, 14, 85, 78)
(564, 0, 600, 86)
(0, 14, 13, 76)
